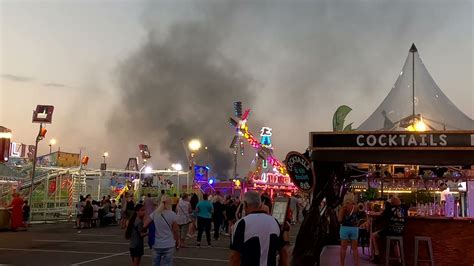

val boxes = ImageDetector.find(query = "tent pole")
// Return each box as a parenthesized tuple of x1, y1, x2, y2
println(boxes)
(412, 46, 415, 120)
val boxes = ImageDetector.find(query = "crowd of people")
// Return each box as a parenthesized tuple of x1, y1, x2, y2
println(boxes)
(83, 189, 300, 266)
(6, 187, 410, 266)
(75, 194, 120, 229)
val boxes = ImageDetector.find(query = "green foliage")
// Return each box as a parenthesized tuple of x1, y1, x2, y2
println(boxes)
(343, 123, 353, 131)
(332, 105, 354, 131)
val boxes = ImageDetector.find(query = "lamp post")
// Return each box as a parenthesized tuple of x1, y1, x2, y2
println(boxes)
(102, 152, 109, 164)
(188, 139, 202, 153)
(188, 139, 202, 191)
(137, 165, 152, 201)
(49, 139, 56, 154)
(172, 163, 183, 195)
(204, 146, 210, 166)
(98, 152, 109, 199)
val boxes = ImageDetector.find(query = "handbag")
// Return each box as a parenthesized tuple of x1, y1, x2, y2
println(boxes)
(178, 203, 192, 224)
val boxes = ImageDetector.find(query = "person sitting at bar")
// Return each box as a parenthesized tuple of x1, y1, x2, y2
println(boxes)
(370, 196, 406, 263)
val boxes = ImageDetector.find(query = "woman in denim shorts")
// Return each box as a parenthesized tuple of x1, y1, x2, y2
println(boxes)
(338, 198, 359, 266)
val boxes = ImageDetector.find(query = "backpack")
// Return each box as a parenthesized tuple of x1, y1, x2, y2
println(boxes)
(147, 219, 156, 248)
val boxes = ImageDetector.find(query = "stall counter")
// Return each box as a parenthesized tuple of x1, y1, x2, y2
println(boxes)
(403, 216, 474, 266)
(0, 208, 11, 230)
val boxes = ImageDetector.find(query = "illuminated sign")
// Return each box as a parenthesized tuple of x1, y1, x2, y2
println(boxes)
(194, 165, 209, 181)
(32, 105, 55, 124)
(260, 127, 273, 136)
(9, 143, 22, 158)
(311, 132, 474, 149)
(285, 151, 314, 191)
(260, 127, 272, 147)
(260, 127, 272, 169)
(138, 144, 151, 159)
(254, 173, 291, 185)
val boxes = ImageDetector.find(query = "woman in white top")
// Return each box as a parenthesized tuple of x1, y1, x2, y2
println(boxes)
(176, 193, 192, 248)
(144, 195, 179, 266)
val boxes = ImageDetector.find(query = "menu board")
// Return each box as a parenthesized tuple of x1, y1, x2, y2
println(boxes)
(285, 151, 314, 191)
(272, 197, 289, 224)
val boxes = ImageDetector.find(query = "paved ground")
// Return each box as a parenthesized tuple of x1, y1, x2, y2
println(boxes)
(0, 223, 234, 266)
(320, 245, 376, 266)
(0, 222, 378, 266)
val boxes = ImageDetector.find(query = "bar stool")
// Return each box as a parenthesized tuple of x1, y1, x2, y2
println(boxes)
(385, 236, 405, 266)
(414, 236, 434, 266)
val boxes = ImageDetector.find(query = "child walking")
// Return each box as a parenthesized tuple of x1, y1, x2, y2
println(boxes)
(125, 204, 146, 266)
(23, 200, 30, 228)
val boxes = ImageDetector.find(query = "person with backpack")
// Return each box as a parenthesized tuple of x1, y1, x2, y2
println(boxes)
(371, 197, 406, 263)
(125, 204, 146, 266)
(338, 198, 360, 266)
(144, 195, 179, 266)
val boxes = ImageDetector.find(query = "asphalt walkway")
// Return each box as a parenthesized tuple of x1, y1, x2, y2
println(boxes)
(320, 245, 377, 266)
(0, 223, 230, 266)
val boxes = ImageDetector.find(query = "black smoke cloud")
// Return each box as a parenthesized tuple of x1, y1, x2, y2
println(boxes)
(108, 15, 257, 176)
(106, 0, 472, 174)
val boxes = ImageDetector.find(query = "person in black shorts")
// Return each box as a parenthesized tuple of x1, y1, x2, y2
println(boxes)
(125, 204, 146, 266)
(225, 199, 237, 235)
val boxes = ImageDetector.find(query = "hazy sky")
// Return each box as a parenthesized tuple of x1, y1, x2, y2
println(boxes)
(1, 0, 473, 175)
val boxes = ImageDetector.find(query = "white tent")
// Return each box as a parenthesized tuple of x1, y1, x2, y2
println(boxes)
(358, 44, 474, 131)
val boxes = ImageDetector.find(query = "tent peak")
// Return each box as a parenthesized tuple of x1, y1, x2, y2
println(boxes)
(410, 43, 418, 53)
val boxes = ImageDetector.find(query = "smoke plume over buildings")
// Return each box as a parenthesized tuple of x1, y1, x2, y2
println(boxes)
(108, 5, 258, 176)
(105, 1, 472, 175)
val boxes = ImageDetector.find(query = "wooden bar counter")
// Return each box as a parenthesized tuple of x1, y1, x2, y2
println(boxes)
(402, 216, 474, 266)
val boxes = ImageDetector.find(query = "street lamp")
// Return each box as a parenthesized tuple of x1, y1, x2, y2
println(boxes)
(103, 151, 109, 164)
(172, 163, 183, 171)
(144, 166, 153, 174)
(138, 165, 152, 200)
(406, 118, 427, 132)
(49, 139, 56, 154)
(187, 139, 202, 193)
(188, 139, 202, 152)
(172, 163, 183, 195)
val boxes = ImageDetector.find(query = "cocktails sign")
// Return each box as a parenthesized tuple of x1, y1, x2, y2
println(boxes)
(285, 151, 314, 191)
(312, 132, 474, 149)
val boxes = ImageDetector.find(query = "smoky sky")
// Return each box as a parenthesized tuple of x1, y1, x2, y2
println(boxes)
(108, 5, 259, 176)
(107, 0, 472, 175)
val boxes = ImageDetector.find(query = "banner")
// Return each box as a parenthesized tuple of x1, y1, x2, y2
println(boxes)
(285, 152, 314, 191)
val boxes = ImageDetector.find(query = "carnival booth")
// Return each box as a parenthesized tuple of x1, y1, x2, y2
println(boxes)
(293, 44, 474, 266)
